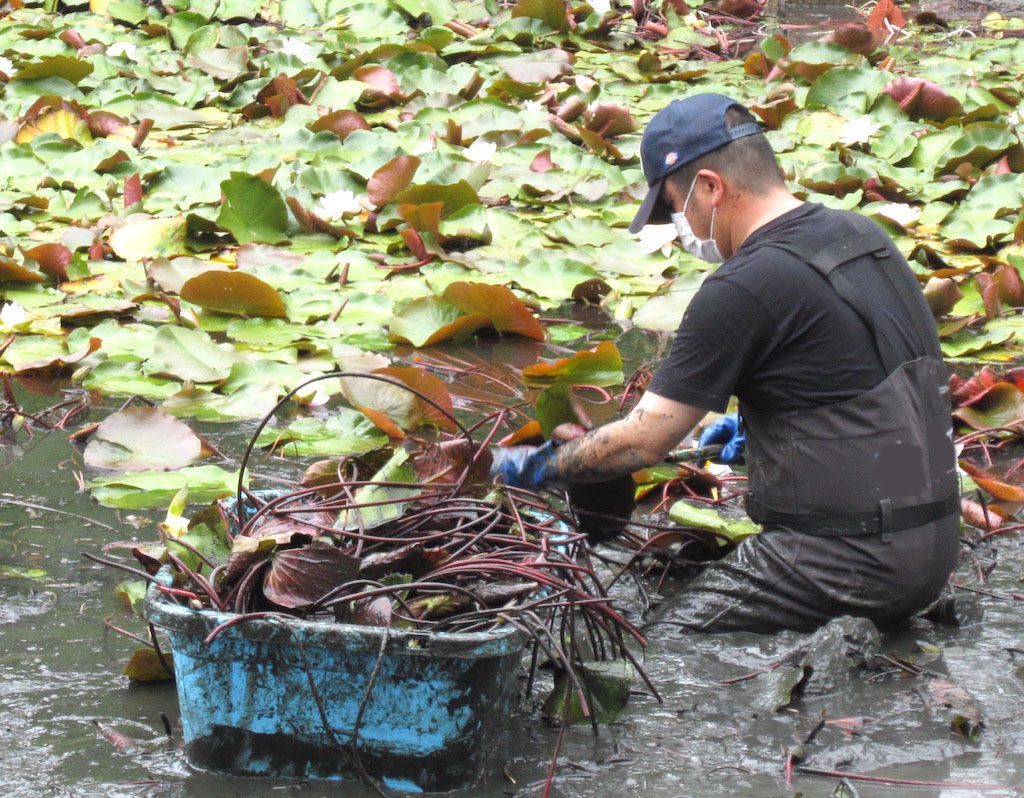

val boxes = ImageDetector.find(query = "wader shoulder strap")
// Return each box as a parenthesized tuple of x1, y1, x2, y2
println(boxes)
(764, 211, 938, 375)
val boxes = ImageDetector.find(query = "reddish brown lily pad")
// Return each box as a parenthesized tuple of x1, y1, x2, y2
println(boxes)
(368, 155, 421, 208)
(263, 541, 360, 609)
(180, 270, 287, 319)
(443, 282, 545, 341)
(885, 76, 963, 121)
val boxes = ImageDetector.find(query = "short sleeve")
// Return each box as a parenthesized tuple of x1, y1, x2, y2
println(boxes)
(646, 277, 775, 412)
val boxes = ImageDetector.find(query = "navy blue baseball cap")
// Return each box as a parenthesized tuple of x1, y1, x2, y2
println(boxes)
(629, 93, 763, 233)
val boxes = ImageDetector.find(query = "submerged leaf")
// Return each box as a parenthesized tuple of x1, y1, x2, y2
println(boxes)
(543, 660, 633, 724)
(124, 647, 175, 684)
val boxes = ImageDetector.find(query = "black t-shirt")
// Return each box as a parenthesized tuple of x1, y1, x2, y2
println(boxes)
(648, 203, 932, 414)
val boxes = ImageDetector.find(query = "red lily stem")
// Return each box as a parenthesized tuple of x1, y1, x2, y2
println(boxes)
(102, 618, 152, 647)
(720, 662, 782, 685)
(80, 551, 160, 582)
(978, 522, 1024, 542)
(204, 612, 274, 645)
(793, 766, 1013, 791)
(164, 549, 225, 611)
(156, 585, 201, 601)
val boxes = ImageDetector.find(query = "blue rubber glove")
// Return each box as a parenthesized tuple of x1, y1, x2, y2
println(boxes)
(698, 413, 746, 464)
(490, 440, 560, 490)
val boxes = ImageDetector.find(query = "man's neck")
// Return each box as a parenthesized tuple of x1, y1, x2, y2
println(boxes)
(727, 189, 804, 257)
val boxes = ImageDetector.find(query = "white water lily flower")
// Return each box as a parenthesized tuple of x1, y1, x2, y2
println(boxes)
(0, 56, 13, 77)
(875, 202, 921, 229)
(521, 100, 545, 114)
(313, 189, 363, 220)
(838, 115, 880, 146)
(464, 138, 497, 162)
(280, 37, 316, 63)
(107, 41, 138, 60)
(0, 301, 31, 332)
(636, 223, 677, 257)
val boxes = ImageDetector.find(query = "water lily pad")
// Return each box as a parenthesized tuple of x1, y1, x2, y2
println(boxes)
(336, 448, 418, 531)
(0, 256, 45, 284)
(89, 464, 243, 509)
(84, 405, 208, 471)
(180, 270, 287, 318)
(263, 541, 360, 610)
(216, 173, 290, 244)
(443, 282, 545, 341)
(497, 49, 571, 83)
(255, 409, 389, 456)
(341, 366, 456, 436)
(368, 155, 421, 208)
(668, 501, 760, 544)
(390, 295, 489, 347)
(14, 56, 93, 85)
(161, 385, 278, 422)
(109, 217, 188, 261)
(523, 341, 623, 388)
(144, 325, 236, 383)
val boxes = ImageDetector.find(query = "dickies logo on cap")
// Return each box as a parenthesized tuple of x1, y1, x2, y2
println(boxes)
(664, 151, 678, 166)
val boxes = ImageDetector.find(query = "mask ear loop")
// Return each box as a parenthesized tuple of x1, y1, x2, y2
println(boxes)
(684, 174, 717, 245)
(682, 175, 698, 214)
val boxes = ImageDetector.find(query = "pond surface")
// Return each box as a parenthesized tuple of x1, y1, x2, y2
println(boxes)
(3, 332, 1024, 798)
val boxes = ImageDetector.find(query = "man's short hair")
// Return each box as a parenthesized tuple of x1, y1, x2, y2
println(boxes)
(668, 106, 785, 196)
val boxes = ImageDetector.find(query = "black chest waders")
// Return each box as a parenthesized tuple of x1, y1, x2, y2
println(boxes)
(650, 212, 961, 635)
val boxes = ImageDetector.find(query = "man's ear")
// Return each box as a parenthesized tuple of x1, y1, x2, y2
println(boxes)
(697, 169, 725, 204)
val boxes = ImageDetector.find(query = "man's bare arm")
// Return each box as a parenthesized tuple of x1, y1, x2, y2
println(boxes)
(554, 392, 708, 483)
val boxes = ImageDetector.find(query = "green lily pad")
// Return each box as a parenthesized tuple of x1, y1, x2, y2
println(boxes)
(668, 501, 760, 544)
(335, 448, 418, 530)
(89, 465, 244, 509)
(255, 408, 389, 456)
(144, 325, 237, 383)
(216, 172, 290, 244)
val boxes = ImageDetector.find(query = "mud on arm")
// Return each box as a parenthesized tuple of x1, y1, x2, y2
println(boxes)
(554, 392, 708, 484)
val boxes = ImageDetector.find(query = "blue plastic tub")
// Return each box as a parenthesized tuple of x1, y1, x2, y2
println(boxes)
(145, 570, 526, 792)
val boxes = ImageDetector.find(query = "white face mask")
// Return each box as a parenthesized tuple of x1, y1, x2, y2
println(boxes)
(670, 176, 723, 263)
